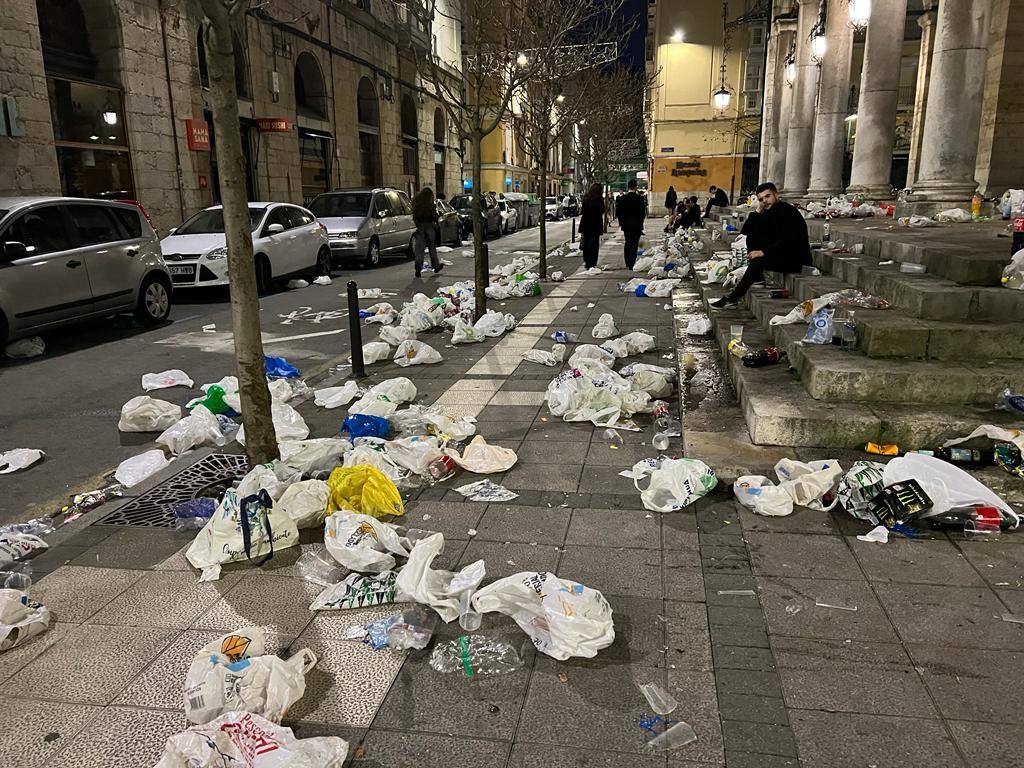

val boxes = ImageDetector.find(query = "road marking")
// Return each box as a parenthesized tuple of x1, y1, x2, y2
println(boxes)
(278, 306, 349, 325)
(266, 328, 348, 344)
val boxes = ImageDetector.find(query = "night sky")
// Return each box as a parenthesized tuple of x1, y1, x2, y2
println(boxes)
(619, 0, 648, 72)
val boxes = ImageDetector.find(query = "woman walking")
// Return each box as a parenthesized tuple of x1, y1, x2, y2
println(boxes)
(664, 185, 678, 215)
(580, 183, 605, 269)
(411, 187, 443, 278)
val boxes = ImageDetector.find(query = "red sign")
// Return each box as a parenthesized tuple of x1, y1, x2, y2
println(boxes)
(185, 118, 210, 151)
(256, 118, 291, 133)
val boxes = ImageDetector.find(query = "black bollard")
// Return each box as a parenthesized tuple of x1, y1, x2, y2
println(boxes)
(346, 281, 365, 378)
(572, 217, 577, 243)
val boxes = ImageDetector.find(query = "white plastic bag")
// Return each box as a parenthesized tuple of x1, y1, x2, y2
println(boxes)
(363, 302, 397, 325)
(157, 405, 226, 455)
(142, 369, 194, 391)
(591, 313, 618, 339)
(237, 402, 309, 446)
(450, 318, 483, 344)
(643, 279, 680, 297)
(183, 627, 316, 724)
(474, 310, 516, 337)
(118, 396, 182, 432)
(632, 457, 718, 512)
(733, 475, 794, 517)
(0, 589, 50, 651)
(422, 411, 477, 441)
(4, 336, 45, 358)
(522, 344, 565, 366)
(358, 287, 384, 298)
(882, 452, 1016, 521)
(378, 325, 417, 346)
(313, 275, 332, 286)
(394, 340, 443, 367)
(472, 572, 615, 660)
(395, 533, 485, 622)
(155, 711, 348, 768)
(278, 438, 351, 475)
(686, 318, 712, 335)
(384, 436, 444, 476)
(774, 458, 842, 510)
(368, 377, 417, 404)
(361, 341, 391, 364)
(0, 533, 48, 569)
(277, 480, 329, 529)
(448, 435, 518, 473)
(324, 511, 409, 572)
(935, 207, 972, 223)
(236, 463, 296, 503)
(769, 294, 838, 326)
(286, 278, 309, 289)
(114, 449, 170, 487)
(348, 393, 399, 419)
(618, 331, 657, 355)
(0, 448, 44, 474)
(568, 344, 616, 368)
(314, 382, 361, 409)
(628, 370, 673, 399)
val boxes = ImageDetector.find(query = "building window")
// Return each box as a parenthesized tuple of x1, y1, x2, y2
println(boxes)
(197, 28, 209, 88)
(401, 94, 419, 190)
(743, 60, 762, 93)
(299, 129, 332, 204)
(744, 92, 761, 113)
(433, 108, 446, 196)
(748, 24, 765, 48)
(233, 32, 250, 100)
(294, 52, 327, 119)
(356, 77, 382, 187)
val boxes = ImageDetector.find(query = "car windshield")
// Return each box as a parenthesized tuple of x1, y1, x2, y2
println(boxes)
(546, 197, 557, 205)
(309, 193, 371, 218)
(450, 195, 472, 210)
(174, 207, 265, 235)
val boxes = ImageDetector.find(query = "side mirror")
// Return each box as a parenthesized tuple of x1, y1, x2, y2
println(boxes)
(267, 223, 285, 234)
(1, 241, 29, 260)
(377, 210, 387, 219)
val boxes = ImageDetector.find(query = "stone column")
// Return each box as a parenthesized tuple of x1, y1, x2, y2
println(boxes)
(908, 0, 993, 201)
(782, 0, 820, 197)
(846, 0, 909, 198)
(758, 22, 782, 183)
(764, 23, 796, 185)
(807, 0, 855, 198)
(906, 4, 937, 186)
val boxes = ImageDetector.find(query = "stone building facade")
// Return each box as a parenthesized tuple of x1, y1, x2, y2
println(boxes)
(0, 0, 465, 233)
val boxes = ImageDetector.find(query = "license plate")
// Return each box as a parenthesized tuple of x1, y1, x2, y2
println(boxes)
(168, 265, 195, 276)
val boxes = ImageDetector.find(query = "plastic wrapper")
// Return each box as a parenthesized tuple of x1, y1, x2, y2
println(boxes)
(0, 449, 44, 474)
(311, 571, 399, 611)
(115, 449, 171, 487)
(264, 355, 300, 379)
(429, 634, 522, 676)
(394, 340, 443, 366)
(118, 396, 182, 433)
(0, 589, 50, 651)
(237, 402, 309, 446)
(325, 465, 404, 518)
(157, 405, 226, 455)
(142, 369, 194, 391)
(324, 511, 409, 572)
(802, 307, 834, 345)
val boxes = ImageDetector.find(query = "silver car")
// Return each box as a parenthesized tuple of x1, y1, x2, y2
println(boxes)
(0, 197, 172, 348)
(309, 188, 416, 268)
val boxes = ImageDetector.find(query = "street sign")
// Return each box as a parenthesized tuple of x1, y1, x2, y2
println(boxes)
(256, 118, 291, 132)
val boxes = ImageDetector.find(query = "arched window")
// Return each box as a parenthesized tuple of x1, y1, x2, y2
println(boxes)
(294, 52, 327, 119)
(233, 31, 250, 100)
(432, 108, 446, 196)
(401, 94, 419, 190)
(356, 77, 381, 187)
(197, 28, 209, 88)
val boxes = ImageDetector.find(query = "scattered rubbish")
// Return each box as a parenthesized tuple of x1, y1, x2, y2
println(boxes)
(717, 589, 756, 596)
(237, 402, 309, 445)
(115, 449, 171, 487)
(603, 429, 623, 449)
(118, 396, 182, 432)
(899, 215, 938, 227)
(1003, 249, 1024, 290)
(264, 355, 301, 379)
(448, 435, 518, 473)
(686, 318, 711, 335)
(638, 682, 678, 715)
(294, 550, 344, 586)
(837, 461, 887, 523)
(856, 525, 889, 544)
(814, 600, 858, 612)
(348, 607, 434, 651)
(0, 449, 44, 474)
(647, 720, 698, 752)
(592, 313, 618, 339)
(314, 381, 362, 409)
(311, 571, 399, 611)
(775, 458, 842, 511)
(866, 442, 899, 456)
(802, 307, 834, 345)
(286, 278, 310, 289)
(742, 347, 785, 368)
(172, 498, 217, 531)
(522, 344, 566, 366)
(1000, 612, 1024, 625)
(551, 271, 565, 281)
(628, 457, 718, 512)
(569, 305, 579, 311)
(324, 512, 408, 572)
(733, 475, 794, 517)
(187, 384, 235, 416)
(4, 336, 45, 358)
(201, 323, 216, 333)
(313, 275, 332, 285)
(935, 207, 973, 223)
(142, 369, 194, 391)
(358, 287, 384, 298)
(900, 262, 927, 274)
(394, 340, 443, 366)
(0, 588, 49, 652)
(883, 452, 1016, 522)
(430, 634, 522, 677)
(326, 465, 404, 518)
(455, 480, 519, 502)
(785, 604, 802, 615)
(587, 302, 596, 308)
(995, 388, 1024, 416)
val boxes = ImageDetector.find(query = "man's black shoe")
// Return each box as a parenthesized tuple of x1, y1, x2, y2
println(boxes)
(710, 296, 738, 309)
(415, 269, 422, 278)
(434, 265, 444, 275)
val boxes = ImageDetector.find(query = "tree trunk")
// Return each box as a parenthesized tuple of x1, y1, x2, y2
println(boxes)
(538, 148, 548, 279)
(470, 133, 487, 320)
(201, 5, 278, 465)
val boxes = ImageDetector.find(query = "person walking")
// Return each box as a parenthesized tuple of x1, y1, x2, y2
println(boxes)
(411, 187, 443, 278)
(616, 178, 647, 270)
(580, 183, 605, 269)
(664, 186, 678, 216)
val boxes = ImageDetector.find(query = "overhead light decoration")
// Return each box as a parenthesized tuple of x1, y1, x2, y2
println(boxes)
(712, 1, 731, 112)
(556, 94, 565, 103)
(671, 29, 684, 43)
(516, 52, 528, 67)
(848, 0, 871, 30)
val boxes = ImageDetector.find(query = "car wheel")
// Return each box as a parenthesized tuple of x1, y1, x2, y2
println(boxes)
(134, 274, 172, 326)
(365, 239, 381, 268)
(254, 255, 272, 295)
(312, 246, 332, 278)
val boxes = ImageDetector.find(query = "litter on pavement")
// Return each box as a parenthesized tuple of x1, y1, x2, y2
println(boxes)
(0, 449, 44, 474)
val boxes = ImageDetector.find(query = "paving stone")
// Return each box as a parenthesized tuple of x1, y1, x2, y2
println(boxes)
(566, 508, 661, 549)
(664, 560, 706, 603)
(476, 504, 571, 544)
(190, 572, 321, 636)
(721, 720, 797, 757)
(578, 464, 640, 495)
(707, 604, 765, 628)
(509, 743, 667, 768)
(665, 669, 726, 764)
(459, 540, 560, 583)
(716, 692, 788, 725)
(400, 500, 485, 540)
(850, 536, 985, 586)
(721, 752, 798, 768)
(351, 730, 510, 768)
(43, 707, 185, 768)
(738, 506, 838, 535)
(947, 720, 1024, 768)
(715, 668, 783, 699)
(0, 699, 99, 767)
(908, 643, 1024, 723)
(31, 565, 145, 623)
(700, 544, 750, 574)
(528, 421, 596, 442)
(116, 628, 224, 710)
(515, 440, 589, 463)
(957, 541, 1024, 589)
(476, 404, 541, 421)
(585, 492, 652, 510)
(746, 532, 863, 581)
(503, 462, 583, 492)
(663, 513, 700, 548)
(559, 545, 662, 599)
(662, 601, 712, 671)
(88, 570, 243, 629)
(68, 527, 195, 570)
(757, 576, 899, 642)
(709, 624, 770, 649)
(601, 595, 669, 667)
(711, 645, 777, 672)
(584, 441, 652, 466)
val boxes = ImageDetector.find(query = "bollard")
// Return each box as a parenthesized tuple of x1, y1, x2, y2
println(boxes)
(346, 280, 365, 378)
(572, 217, 577, 243)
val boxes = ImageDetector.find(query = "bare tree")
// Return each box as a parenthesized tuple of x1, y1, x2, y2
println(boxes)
(189, 0, 278, 465)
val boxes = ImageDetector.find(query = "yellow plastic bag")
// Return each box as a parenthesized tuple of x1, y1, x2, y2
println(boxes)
(326, 465, 404, 519)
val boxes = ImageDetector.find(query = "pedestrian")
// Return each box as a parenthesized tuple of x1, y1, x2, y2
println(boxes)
(710, 182, 811, 307)
(685, 195, 703, 228)
(411, 187, 443, 278)
(580, 183, 605, 269)
(704, 184, 730, 218)
(664, 185, 678, 215)
(615, 178, 646, 270)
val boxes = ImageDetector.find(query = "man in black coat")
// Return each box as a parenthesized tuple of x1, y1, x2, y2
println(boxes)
(616, 178, 647, 269)
(711, 182, 811, 307)
(704, 185, 730, 218)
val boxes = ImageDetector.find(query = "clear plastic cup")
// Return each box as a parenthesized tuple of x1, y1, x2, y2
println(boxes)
(459, 590, 482, 631)
(638, 682, 678, 715)
(293, 551, 343, 586)
(1, 572, 31, 592)
(647, 719, 697, 751)
(729, 324, 743, 343)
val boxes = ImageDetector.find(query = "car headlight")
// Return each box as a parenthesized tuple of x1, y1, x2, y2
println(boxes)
(333, 231, 358, 238)
(206, 246, 228, 260)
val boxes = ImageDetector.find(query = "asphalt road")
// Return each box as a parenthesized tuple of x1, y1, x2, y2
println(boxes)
(0, 219, 575, 524)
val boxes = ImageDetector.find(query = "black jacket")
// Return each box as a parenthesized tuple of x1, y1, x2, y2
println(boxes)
(664, 190, 677, 210)
(711, 189, 729, 207)
(616, 191, 646, 233)
(744, 201, 811, 269)
(580, 198, 605, 237)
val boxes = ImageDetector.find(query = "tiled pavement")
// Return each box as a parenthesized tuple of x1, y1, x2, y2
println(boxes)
(6, 231, 1024, 767)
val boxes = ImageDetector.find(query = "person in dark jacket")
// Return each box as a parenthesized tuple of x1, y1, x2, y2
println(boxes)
(579, 183, 605, 269)
(411, 187, 443, 278)
(711, 182, 811, 307)
(664, 186, 678, 215)
(615, 178, 647, 269)
(704, 185, 730, 218)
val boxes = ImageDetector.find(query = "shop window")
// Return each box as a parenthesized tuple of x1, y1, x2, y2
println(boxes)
(401, 94, 419, 185)
(295, 52, 327, 119)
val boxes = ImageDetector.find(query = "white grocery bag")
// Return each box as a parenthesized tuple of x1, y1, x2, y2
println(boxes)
(384, 436, 444, 476)
(627, 370, 673, 399)
(155, 711, 348, 768)
(367, 377, 418, 404)
(473, 310, 516, 337)
(114, 449, 170, 487)
(472, 572, 615, 660)
(278, 438, 351, 475)
(631, 457, 718, 512)
(448, 435, 518, 474)
(0, 588, 50, 651)
(347, 393, 399, 419)
(157, 405, 226, 455)
(394, 340, 443, 366)
(117, 396, 182, 432)
(276, 480, 329, 529)
(313, 382, 361, 409)
(774, 458, 842, 511)
(591, 313, 618, 339)
(378, 324, 417, 345)
(183, 627, 317, 725)
(451, 317, 483, 344)
(142, 369, 194, 391)
(361, 341, 391, 364)
(324, 511, 409, 573)
(733, 475, 794, 517)
(395, 533, 485, 622)
(237, 402, 309, 446)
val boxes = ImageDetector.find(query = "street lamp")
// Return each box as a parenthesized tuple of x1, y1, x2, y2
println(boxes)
(848, 0, 871, 30)
(670, 29, 684, 43)
(811, 28, 827, 62)
(516, 52, 528, 67)
(713, 86, 732, 111)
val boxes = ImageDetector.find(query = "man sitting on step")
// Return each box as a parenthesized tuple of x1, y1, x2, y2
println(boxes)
(710, 182, 812, 308)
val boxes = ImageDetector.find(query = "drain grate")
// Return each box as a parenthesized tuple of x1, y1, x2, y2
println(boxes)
(98, 453, 250, 528)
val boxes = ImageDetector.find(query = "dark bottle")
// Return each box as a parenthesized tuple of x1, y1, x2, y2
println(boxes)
(741, 347, 784, 368)
(911, 447, 997, 467)
(769, 289, 790, 299)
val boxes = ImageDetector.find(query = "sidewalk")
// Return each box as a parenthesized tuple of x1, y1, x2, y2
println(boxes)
(3, 226, 1021, 767)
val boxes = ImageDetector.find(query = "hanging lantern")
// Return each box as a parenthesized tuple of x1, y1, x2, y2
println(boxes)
(713, 86, 732, 110)
(849, 0, 871, 30)
(811, 32, 827, 62)
(784, 57, 796, 85)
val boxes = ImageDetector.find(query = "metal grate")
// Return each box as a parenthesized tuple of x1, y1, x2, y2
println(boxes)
(97, 453, 250, 528)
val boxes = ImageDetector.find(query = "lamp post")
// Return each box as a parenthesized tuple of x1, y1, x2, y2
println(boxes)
(848, 0, 871, 30)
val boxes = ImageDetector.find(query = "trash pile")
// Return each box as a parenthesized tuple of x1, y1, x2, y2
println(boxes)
(803, 195, 891, 219)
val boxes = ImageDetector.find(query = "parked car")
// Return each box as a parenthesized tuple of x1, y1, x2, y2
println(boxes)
(545, 196, 564, 220)
(0, 196, 172, 348)
(496, 198, 518, 234)
(435, 199, 463, 246)
(562, 195, 581, 217)
(309, 188, 416, 268)
(161, 202, 330, 293)
(450, 193, 502, 239)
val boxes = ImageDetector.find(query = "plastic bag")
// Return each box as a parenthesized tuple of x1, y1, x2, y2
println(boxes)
(769, 295, 835, 326)
(836, 461, 886, 523)
(686, 318, 712, 335)
(618, 331, 657, 355)
(1002, 249, 1024, 291)
(155, 711, 348, 768)
(522, 344, 566, 366)
(450, 318, 483, 344)
(882, 452, 1016, 521)
(546, 363, 649, 427)
(775, 458, 842, 511)
(899, 214, 938, 227)
(643, 279, 680, 297)
(632, 457, 718, 512)
(363, 302, 397, 325)
(369, 377, 417, 404)
(183, 627, 317, 724)
(348, 393, 399, 419)
(343, 444, 407, 484)
(324, 511, 409, 572)
(0, 533, 48, 569)
(802, 307, 834, 345)
(0, 589, 50, 652)
(384, 436, 444, 476)
(592, 313, 618, 339)
(264, 355, 300, 379)
(378, 324, 416, 345)
(114, 449, 170, 487)
(311, 571, 399, 611)
(286, 278, 309, 289)
(633, 256, 657, 272)
(157, 405, 226, 455)
(142, 369, 194, 391)
(118, 396, 182, 432)
(474, 310, 516, 337)
(314, 382, 361, 409)
(628, 370, 673, 399)
(422, 411, 477, 441)
(277, 480, 329, 529)
(237, 402, 309, 446)
(448, 435, 518, 473)
(0, 449, 44, 474)
(326, 465, 404, 518)
(455, 479, 519, 502)
(472, 571, 615, 660)
(935, 208, 972, 223)
(394, 340, 443, 367)
(569, 344, 616, 368)
(342, 413, 390, 439)
(733, 476, 794, 517)
(361, 341, 391, 364)
(4, 336, 45, 358)
(395, 533, 485, 622)
(278, 437, 351, 475)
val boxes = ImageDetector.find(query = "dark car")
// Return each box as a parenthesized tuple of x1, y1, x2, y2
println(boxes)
(450, 193, 502, 239)
(434, 199, 463, 246)
(562, 195, 581, 217)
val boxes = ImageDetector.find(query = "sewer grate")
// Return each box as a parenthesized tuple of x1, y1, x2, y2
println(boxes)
(97, 453, 250, 528)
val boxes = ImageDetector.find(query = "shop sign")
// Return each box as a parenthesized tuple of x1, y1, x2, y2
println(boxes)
(256, 118, 291, 133)
(185, 118, 210, 151)
(670, 159, 707, 178)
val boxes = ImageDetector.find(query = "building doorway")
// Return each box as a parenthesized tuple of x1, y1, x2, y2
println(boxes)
(357, 77, 382, 187)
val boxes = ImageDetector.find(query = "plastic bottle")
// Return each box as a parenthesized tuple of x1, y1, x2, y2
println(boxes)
(768, 288, 790, 299)
(822, 223, 831, 244)
(426, 455, 456, 481)
(429, 634, 522, 677)
(840, 310, 857, 350)
(293, 551, 344, 586)
(971, 193, 983, 220)
(603, 428, 623, 448)
(740, 347, 784, 368)
(386, 609, 435, 650)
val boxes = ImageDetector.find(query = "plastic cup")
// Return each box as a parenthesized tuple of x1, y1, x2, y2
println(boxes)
(729, 325, 743, 343)
(1, 572, 31, 592)
(638, 682, 678, 715)
(647, 719, 697, 751)
(293, 551, 343, 586)
(458, 591, 482, 631)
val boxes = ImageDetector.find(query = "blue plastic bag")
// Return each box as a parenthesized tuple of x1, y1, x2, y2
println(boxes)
(264, 355, 300, 379)
(634, 285, 648, 297)
(343, 413, 390, 439)
(802, 307, 834, 345)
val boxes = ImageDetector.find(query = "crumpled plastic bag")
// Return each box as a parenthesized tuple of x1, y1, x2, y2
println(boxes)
(898, 214, 938, 227)
(802, 307, 834, 345)
(394, 340, 443, 366)
(472, 571, 615, 660)
(383, 436, 444, 476)
(627, 370, 673, 399)
(314, 382, 361, 409)
(883, 452, 1016, 522)
(836, 461, 886, 523)
(775, 458, 842, 510)
(1002, 249, 1024, 291)
(448, 435, 518, 473)
(0, 449, 45, 474)
(342, 413, 390, 440)
(631, 457, 718, 512)
(0, 532, 48, 569)
(547, 361, 650, 427)
(474, 310, 516, 337)
(643, 279, 680, 297)
(118, 396, 182, 432)
(569, 344, 616, 368)
(769, 295, 836, 326)
(311, 571, 399, 611)
(686, 317, 712, 335)
(184, 627, 317, 724)
(278, 438, 351, 475)
(0, 589, 50, 651)
(115, 449, 171, 487)
(378, 324, 416, 345)
(363, 302, 397, 325)
(523, 344, 566, 366)
(277, 480, 329, 529)
(395, 532, 485, 622)
(591, 313, 618, 339)
(142, 369, 194, 391)
(701, 259, 731, 285)
(324, 511, 409, 572)
(368, 377, 418, 404)
(935, 207, 973, 223)
(617, 331, 657, 355)
(4, 336, 45, 358)
(348, 393, 399, 419)
(264, 355, 300, 379)
(343, 444, 406, 484)
(326, 465, 404, 518)
(286, 278, 309, 289)
(237, 402, 309, 446)
(156, 405, 226, 456)
(450, 318, 483, 344)
(361, 341, 391, 364)
(633, 256, 657, 272)
(236, 463, 296, 502)
(422, 411, 477, 441)
(155, 711, 348, 768)
(733, 475, 794, 517)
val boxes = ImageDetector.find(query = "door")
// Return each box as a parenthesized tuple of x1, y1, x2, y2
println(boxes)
(66, 203, 141, 312)
(258, 206, 294, 277)
(389, 191, 415, 250)
(286, 206, 319, 272)
(372, 192, 397, 251)
(0, 204, 95, 331)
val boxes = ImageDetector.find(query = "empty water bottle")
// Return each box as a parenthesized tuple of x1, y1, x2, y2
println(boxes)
(429, 634, 522, 677)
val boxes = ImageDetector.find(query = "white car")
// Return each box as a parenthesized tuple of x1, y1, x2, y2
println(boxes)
(496, 199, 518, 234)
(160, 202, 331, 292)
(544, 196, 563, 220)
